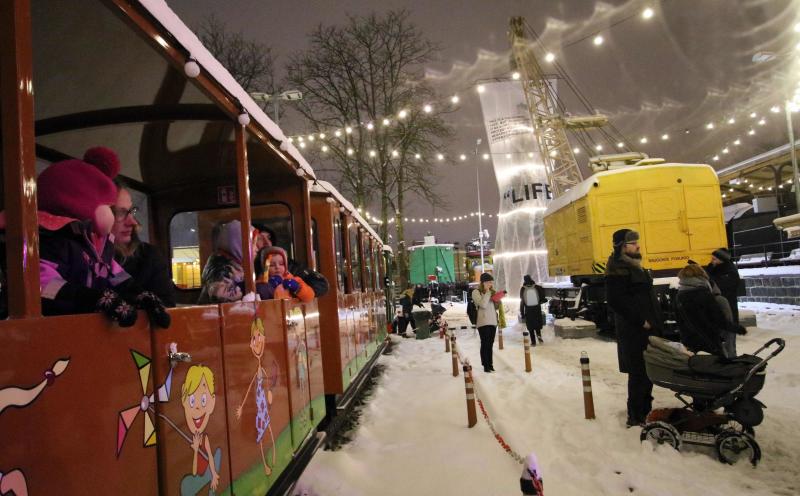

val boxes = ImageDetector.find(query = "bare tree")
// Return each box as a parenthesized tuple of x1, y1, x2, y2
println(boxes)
(286, 10, 453, 284)
(196, 15, 275, 94)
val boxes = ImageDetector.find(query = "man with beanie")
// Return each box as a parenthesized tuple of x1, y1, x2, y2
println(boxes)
(605, 228, 663, 427)
(472, 272, 506, 373)
(519, 275, 547, 345)
(706, 247, 742, 324)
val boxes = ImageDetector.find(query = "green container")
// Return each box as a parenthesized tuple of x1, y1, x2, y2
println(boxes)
(413, 309, 432, 339)
(408, 244, 456, 285)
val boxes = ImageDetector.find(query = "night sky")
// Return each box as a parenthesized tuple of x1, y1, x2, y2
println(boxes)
(168, 0, 799, 246)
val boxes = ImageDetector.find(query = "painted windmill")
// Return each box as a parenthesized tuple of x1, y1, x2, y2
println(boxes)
(116, 349, 174, 457)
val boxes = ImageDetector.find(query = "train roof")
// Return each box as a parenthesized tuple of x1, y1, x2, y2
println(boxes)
(137, 0, 315, 178)
(545, 163, 715, 216)
(310, 180, 384, 244)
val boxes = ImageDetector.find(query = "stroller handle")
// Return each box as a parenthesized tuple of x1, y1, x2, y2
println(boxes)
(752, 338, 786, 359)
(728, 338, 786, 397)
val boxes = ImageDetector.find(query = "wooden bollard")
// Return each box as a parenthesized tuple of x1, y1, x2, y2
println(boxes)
(580, 351, 596, 419)
(498, 328, 504, 350)
(451, 335, 459, 377)
(523, 330, 532, 372)
(463, 362, 477, 427)
(445, 329, 451, 353)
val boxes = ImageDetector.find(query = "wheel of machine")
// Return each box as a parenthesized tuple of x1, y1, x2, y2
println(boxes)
(640, 421, 682, 451)
(715, 430, 761, 466)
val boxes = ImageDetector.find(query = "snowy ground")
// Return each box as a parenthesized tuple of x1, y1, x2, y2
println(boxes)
(295, 303, 799, 496)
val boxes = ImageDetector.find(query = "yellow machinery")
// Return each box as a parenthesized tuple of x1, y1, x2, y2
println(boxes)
(544, 163, 727, 276)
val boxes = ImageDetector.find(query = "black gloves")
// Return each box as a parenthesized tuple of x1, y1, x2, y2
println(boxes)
(135, 291, 171, 329)
(95, 288, 138, 327)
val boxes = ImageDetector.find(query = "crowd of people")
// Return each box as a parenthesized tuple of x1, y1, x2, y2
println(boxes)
(0, 146, 328, 326)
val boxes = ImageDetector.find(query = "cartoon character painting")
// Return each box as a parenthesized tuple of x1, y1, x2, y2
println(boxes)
(0, 358, 70, 496)
(236, 317, 277, 477)
(181, 365, 222, 496)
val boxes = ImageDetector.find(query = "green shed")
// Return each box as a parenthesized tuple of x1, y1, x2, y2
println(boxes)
(408, 243, 456, 284)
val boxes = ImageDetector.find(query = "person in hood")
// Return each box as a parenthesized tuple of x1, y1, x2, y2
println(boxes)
(32, 147, 170, 328)
(198, 220, 251, 304)
(519, 275, 547, 345)
(676, 263, 745, 357)
(254, 245, 314, 303)
(604, 229, 662, 427)
(706, 247, 743, 333)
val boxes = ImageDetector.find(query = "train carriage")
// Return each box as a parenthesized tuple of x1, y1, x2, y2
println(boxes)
(0, 1, 390, 494)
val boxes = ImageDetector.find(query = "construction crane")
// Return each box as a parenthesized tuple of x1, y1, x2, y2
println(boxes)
(509, 16, 608, 197)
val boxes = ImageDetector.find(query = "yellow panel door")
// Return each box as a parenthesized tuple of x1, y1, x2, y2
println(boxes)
(684, 185, 726, 252)
(640, 188, 689, 254)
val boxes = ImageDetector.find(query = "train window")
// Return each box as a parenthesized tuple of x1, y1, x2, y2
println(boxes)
(334, 216, 346, 292)
(374, 248, 383, 290)
(348, 224, 362, 292)
(311, 218, 320, 271)
(363, 238, 373, 291)
(169, 203, 292, 290)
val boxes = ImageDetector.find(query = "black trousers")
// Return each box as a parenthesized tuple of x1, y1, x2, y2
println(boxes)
(627, 371, 653, 422)
(397, 315, 412, 334)
(478, 325, 496, 369)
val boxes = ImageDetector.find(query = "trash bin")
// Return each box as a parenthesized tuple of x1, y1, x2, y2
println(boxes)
(412, 309, 432, 339)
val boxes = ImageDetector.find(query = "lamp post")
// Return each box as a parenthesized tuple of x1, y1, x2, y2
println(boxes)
(249, 89, 303, 125)
(474, 138, 486, 274)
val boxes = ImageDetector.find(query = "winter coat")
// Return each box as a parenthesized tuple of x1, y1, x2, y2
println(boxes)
(676, 277, 729, 356)
(519, 284, 547, 331)
(34, 212, 132, 315)
(198, 221, 246, 304)
(472, 286, 507, 328)
(116, 241, 175, 307)
(705, 261, 742, 323)
(605, 253, 663, 374)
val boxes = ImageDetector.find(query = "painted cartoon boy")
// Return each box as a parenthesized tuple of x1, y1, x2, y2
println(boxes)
(181, 365, 222, 496)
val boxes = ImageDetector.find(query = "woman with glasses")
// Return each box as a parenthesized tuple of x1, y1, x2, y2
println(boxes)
(112, 186, 175, 307)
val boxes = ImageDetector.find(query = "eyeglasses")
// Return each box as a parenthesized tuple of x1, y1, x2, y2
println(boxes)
(112, 206, 139, 221)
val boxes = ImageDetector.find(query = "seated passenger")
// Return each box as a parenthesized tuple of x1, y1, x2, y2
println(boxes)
(198, 220, 250, 304)
(676, 264, 743, 357)
(33, 147, 170, 327)
(112, 185, 175, 307)
(255, 246, 314, 302)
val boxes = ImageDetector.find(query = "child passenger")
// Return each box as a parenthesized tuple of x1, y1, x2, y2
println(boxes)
(255, 246, 314, 302)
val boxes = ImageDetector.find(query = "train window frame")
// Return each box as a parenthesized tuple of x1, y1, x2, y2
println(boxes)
(333, 215, 347, 293)
(363, 236, 374, 292)
(348, 222, 363, 293)
(167, 201, 294, 292)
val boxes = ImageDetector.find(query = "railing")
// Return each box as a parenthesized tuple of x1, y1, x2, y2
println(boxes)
(730, 239, 800, 267)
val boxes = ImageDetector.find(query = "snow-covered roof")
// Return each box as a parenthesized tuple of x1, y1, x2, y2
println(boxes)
(408, 244, 454, 251)
(137, 0, 315, 179)
(544, 163, 715, 216)
(310, 180, 383, 244)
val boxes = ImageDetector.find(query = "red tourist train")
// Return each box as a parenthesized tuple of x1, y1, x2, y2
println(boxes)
(0, 0, 393, 494)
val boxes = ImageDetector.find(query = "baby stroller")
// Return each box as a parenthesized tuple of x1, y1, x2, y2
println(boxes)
(640, 336, 785, 466)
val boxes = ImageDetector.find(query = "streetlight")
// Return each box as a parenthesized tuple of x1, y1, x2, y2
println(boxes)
(474, 138, 487, 273)
(249, 89, 303, 125)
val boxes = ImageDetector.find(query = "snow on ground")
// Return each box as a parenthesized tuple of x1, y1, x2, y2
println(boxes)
(296, 303, 800, 496)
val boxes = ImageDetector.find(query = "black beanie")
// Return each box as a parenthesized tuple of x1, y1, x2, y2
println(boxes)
(712, 248, 732, 263)
(480, 272, 494, 283)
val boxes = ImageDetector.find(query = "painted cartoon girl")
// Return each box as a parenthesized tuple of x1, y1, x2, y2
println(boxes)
(236, 317, 276, 476)
(0, 358, 69, 496)
(180, 365, 221, 496)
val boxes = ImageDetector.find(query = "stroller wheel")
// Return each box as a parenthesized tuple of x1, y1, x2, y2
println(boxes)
(640, 421, 681, 451)
(715, 430, 761, 467)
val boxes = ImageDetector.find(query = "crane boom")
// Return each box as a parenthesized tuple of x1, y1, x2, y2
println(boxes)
(509, 16, 585, 197)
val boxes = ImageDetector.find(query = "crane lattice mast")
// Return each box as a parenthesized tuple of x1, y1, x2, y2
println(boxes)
(509, 17, 600, 197)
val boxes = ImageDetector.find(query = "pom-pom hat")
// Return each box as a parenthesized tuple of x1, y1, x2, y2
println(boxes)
(37, 147, 120, 222)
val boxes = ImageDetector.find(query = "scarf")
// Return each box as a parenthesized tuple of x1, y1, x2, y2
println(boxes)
(619, 252, 642, 268)
(678, 276, 711, 292)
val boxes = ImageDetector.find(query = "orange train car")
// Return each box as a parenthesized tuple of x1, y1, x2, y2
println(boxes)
(0, 0, 391, 495)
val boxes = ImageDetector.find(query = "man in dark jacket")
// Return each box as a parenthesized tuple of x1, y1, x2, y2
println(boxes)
(605, 229, 663, 427)
(520, 275, 547, 345)
(706, 248, 742, 324)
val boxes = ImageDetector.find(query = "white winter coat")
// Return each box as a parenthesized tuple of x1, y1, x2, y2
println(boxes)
(472, 288, 498, 327)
